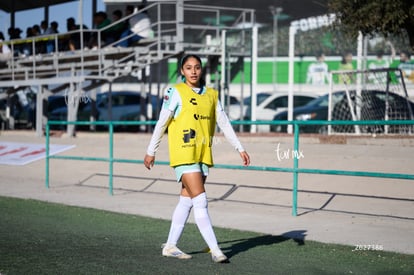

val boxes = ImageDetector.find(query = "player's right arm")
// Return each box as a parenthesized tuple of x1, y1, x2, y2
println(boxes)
(144, 88, 179, 170)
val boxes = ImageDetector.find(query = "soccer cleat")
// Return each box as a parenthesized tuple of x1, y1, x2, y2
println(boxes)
(162, 244, 192, 260)
(211, 250, 228, 263)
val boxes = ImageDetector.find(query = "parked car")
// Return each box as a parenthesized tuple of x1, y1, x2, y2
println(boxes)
(231, 92, 317, 132)
(49, 91, 161, 131)
(48, 95, 73, 115)
(220, 95, 241, 113)
(271, 90, 414, 134)
(0, 87, 36, 129)
(228, 92, 272, 121)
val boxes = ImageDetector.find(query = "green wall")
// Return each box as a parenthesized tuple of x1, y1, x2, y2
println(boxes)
(168, 58, 400, 84)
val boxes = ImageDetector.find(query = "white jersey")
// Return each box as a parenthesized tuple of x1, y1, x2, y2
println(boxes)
(129, 13, 152, 38)
(368, 59, 391, 84)
(306, 62, 329, 85)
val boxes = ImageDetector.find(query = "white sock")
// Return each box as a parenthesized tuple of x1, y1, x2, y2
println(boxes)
(192, 192, 219, 250)
(166, 196, 193, 246)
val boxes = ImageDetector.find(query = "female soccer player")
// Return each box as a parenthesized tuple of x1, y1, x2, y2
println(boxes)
(144, 54, 250, 263)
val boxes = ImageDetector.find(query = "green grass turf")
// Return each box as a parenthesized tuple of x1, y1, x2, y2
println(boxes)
(0, 196, 413, 275)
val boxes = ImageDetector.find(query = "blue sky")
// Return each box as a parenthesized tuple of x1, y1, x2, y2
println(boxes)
(0, 0, 106, 37)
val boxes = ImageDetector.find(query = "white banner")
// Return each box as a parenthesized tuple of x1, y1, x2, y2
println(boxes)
(0, 142, 75, 166)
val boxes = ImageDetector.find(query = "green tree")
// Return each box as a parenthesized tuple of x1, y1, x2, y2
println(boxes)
(328, 0, 414, 50)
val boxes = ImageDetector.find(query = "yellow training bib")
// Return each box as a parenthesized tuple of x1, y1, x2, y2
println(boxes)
(168, 83, 218, 167)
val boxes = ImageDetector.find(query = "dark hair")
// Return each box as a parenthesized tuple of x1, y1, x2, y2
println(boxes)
(376, 50, 384, 58)
(316, 51, 324, 59)
(113, 9, 122, 18)
(98, 11, 107, 19)
(341, 52, 351, 64)
(126, 5, 134, 14)
(51, 21, 58, 29)
(180, 54, 205, 87)
(32, 24, 41, 34)
(180, 54, 202, 69)
(401, 50, 411, 59)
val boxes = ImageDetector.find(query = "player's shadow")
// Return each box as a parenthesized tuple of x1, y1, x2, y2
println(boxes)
(220, 230, 307, 259)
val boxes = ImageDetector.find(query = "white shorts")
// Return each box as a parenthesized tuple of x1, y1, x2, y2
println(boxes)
(174, 163, 209, 182)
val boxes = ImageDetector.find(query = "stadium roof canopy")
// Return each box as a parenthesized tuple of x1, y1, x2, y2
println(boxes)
(0, 0, 329, 27)
(1, 0, 329, 17)
(0, 0, 78, 13)
(0, 0, 186, 13)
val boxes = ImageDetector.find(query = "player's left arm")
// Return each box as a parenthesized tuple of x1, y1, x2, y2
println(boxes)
(216, 100, 250, 166)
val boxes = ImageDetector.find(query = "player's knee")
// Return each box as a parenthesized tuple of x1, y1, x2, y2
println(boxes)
(179, 195, 193, 209)
(192, 192, 208, 209)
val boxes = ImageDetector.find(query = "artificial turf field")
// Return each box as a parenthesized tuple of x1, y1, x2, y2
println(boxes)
(0, 196, 413, 275)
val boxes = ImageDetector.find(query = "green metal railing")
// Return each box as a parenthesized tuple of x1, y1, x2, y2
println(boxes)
(45, 120, 414, 216)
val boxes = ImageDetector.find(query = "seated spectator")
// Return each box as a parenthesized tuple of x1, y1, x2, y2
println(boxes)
(22, 27, 35, 55)
(66, 17, 89, 51)
(50, 21, 59, 33)
(40, 20, 49, 34)
(109, 9, 128, 42)
(89, 11, 112, 48)
(7, 28, 23, 56)
(8, 27, 22, 40)
(32, 24, 42, 54)
(118, 5, 152, 47)
(32, 24, 41, 36)
(39, 20, 49, 53)
(45, 21, 59, 53)
(8, 27, 15, 39)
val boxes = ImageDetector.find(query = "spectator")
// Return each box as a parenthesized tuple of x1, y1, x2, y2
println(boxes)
(66, 17, 89, 51)
(109, 9, 128, 42)
(397, 50, 414, 85)
(0, 32, 12, 66)
(8, 27, 22, 40)
(45, 21, 59, 53)
(338, 52, 354, 84)
(40, 20, 48, 34)
(118, 5, 152, 47)
(39, 20, 49, 53)
(368, 41, 396, 84)
(43, 21, 58, 35)
(306, 52, 329, 85)
(7, 28, 23, 56)
(31, 24, 43, 53)
(90, 11, 112, 47)
(7, 27, 15, 39)
(22, 27, 35, 55)
(32, 25, 41, 36)
(50, 21, 59, 34)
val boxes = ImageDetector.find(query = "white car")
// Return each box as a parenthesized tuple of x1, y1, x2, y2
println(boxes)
(229, 92, 317, 132)
(228, 92, 272, 121)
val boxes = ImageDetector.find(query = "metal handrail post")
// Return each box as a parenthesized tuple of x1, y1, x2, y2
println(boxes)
(109, 122, 114, 196)
(45, 123, 50, 189)
(292, 122, 300, 216)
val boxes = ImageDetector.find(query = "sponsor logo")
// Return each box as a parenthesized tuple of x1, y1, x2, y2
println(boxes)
(183, 128, 196, 143)
(189, 98, 197, 105)
(193, 114, 211, 120)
